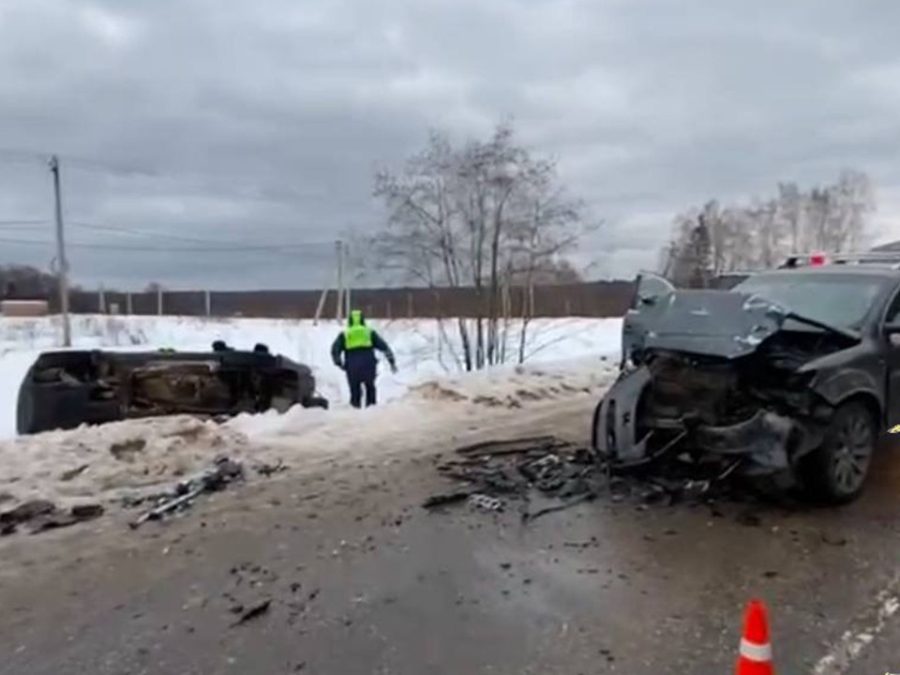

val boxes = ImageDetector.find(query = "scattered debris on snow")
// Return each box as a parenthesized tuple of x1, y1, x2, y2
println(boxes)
(0, 498, 104, 536)
(0, 357, 617, 512)
(128, 456, 245, 529)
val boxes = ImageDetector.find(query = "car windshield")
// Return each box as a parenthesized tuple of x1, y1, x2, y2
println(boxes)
(731, 274, 886, 331)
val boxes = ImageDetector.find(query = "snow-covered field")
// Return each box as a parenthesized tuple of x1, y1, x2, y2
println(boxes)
(0, 314, 622, 505)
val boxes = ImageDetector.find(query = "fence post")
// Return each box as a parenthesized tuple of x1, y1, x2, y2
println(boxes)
(126, 292, 133, 315)
(157, 287, 163, 316)
(407, 292, 413, 318)
(98, 285, 106, 314)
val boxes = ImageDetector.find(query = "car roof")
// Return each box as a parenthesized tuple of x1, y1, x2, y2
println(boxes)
(747, 266, 900, 281)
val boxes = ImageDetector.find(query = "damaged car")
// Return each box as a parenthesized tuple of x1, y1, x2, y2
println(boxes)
(17, 344, 329, 435)
(593, 264, 900, 503)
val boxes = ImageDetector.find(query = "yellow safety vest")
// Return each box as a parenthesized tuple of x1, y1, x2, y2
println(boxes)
(344, 312, 374, 350)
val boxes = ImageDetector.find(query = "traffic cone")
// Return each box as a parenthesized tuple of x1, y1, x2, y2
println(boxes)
(735, 599, 774, 675)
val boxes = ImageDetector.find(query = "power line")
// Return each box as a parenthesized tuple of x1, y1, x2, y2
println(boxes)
(0, 218, 336, 251)
(0, 235, 336, 253)
(69, 220, 333, 248)
(0, 219, 49, 230)
(0, 147, 154, 176)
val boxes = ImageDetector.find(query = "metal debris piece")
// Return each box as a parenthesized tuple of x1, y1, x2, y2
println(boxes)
(231, 599, 271, 627)
(523, 492, 596, 523)
(59, 464, 90, 482)
(468, 494, 504, 512)
(422, 490, 475, 509)
(0, 499, 102, 536)
(0, 499, 56, 525)
(129, 456, 244, 529)
(71, 503, 104, 520)
(254, 460, 287, 477)
(820, 533, 848, 547)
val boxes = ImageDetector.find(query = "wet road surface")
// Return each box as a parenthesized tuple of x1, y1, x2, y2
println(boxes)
(1, 398, 899, 674)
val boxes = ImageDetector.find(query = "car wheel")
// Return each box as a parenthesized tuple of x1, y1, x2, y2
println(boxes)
(800, 400, 876, 504)
(590, 399, 603, 452)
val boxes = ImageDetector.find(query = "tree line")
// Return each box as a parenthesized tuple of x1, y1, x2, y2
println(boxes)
(660, 170, 875, 287)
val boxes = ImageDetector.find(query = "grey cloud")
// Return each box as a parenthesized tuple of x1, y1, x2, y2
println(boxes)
(2, 0, 900, 288)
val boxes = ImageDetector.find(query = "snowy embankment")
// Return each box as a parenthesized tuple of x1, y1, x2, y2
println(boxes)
(0, 314, 622, 504)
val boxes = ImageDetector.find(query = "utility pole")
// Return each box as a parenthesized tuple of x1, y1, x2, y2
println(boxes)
(344, 241, 352, 317)
(49, 155, 71, 347)
(335, 239, 345, 322)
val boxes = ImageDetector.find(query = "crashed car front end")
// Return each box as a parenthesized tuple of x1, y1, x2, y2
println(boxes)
(593, 283, 864, 480)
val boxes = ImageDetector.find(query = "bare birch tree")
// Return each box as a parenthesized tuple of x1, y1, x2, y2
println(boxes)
(372, 123, 590, 371)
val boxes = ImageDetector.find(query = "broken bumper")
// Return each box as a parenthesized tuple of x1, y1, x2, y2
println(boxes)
(593, 366, 797, 474)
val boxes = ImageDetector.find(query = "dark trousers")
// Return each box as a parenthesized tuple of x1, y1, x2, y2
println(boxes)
(347, 370, 377, 408)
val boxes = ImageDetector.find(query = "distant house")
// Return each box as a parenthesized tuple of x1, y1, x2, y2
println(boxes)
(1, 300, 49, 317)
(0, 281, 49, 315)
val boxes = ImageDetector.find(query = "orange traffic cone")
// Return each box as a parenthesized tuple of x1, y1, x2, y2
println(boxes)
(735, 599, 774, 674)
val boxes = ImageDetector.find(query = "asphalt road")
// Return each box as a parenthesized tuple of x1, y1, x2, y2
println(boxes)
(1, 396, 899, 674)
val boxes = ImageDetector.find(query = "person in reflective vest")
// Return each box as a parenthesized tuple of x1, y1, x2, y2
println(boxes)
(331, 309, 397, 408)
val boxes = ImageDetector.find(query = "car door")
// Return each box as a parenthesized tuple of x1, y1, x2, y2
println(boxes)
(881, 284, 900, 427)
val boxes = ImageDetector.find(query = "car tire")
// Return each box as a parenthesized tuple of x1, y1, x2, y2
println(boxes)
(799, 400, 876, 504)
(590, 398, 603, 452)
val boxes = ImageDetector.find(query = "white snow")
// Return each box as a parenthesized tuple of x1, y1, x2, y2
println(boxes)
(0, 313, 623, 504)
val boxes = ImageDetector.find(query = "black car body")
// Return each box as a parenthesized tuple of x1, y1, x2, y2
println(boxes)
(592, 264, 900, 502)
(17, 347, 328, 435)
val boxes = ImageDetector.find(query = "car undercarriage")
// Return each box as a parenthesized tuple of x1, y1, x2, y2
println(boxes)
(17, 347, 329, 435)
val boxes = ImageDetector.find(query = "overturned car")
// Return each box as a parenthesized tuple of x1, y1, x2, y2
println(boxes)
(17, 344, 328, 435)
(593, 265, 900, 503)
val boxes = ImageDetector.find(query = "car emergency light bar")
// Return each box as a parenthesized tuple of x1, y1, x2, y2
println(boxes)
(781, 251, 900, 269)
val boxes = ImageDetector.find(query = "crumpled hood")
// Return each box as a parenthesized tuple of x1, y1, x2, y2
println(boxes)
(623, 289, 825, 360)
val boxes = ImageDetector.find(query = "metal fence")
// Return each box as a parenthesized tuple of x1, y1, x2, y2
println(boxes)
(63, 281, 638, 319)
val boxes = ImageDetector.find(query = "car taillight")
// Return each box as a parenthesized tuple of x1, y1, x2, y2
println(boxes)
(809, 251, 827, 266)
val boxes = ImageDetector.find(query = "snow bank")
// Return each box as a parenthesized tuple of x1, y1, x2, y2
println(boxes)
(0, 314, 623, 439)
(0, 313, 623, 505)
(0, 357, 619, 506)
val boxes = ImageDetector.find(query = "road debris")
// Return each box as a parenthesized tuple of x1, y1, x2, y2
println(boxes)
(128, 456, 245, 529)
(468, 494, 504, 512)
(0, 499, 104, 535)
(422, 490, 475, 509)
(59, 464, 90, 481)
(425, 435, 763, 522)
(0, 499, 55, 526)
(426, 437, 602, 521)
(522, 492, 596, 524)
(231, 599, 271, 627)
(253, 460, 288, 477)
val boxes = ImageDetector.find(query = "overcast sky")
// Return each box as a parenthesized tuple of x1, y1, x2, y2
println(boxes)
(2, 0, 900, 290)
